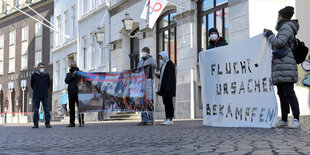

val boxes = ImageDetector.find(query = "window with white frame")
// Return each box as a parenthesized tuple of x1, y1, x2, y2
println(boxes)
(56, 60, 60, 90)
(64, 10, 69, 42)
(35, 50, 42, 66)
(0, 34, 3, 75)
(9, 30, 15, 45)
(56, 15, 62, 45)
(91, 35, 96, 68)
(21, 26, 29, 70)
(21, 26, 28, 41)
(72, 5, 76, 37)
(35, 22, 42, 37)
(83, 0, 88, 15)
(82, 36, 87, 69)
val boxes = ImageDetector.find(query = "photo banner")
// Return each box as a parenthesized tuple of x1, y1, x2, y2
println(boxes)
(76, 70, 154, 113)
(199, 34, 278, 128)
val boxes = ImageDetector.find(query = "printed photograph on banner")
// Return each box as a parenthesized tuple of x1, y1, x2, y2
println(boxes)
(199, 34, 278, 128)
(77, 71, 154, 113)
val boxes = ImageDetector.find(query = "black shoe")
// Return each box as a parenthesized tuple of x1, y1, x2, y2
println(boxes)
(67, 124, 75, 127)
(32, 124, 38, 129)
(46, 124, 52, 128)
(137, 122, 147, 126)
(79, 124, 84, 127)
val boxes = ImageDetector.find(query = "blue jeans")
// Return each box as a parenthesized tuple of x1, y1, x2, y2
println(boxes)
(33, 98, 50, 125)
(141, 111, 153, 123)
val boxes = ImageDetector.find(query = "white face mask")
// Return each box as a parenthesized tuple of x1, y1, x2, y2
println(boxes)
(39, 68, 45, 73)
(210, 34, 218, 41)
(141, 52, 147, 58)
(159, 59, 165, 67)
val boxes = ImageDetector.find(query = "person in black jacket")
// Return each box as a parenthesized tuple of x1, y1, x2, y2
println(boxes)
(31, 63, 51, 128)
(156, 51, 176, 125)
(208, 28, 228, 49)
(65, 61, 84, 127)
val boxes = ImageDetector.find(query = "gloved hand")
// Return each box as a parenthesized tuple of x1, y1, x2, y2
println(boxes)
(263, 29, 273, 38)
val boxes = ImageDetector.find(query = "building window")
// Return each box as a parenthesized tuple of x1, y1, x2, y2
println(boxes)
(9, 58, 15, 72)
(83, 0, 88, 15)
(91, 36, 96, 68)
(129, 29, 140, 71)
(0, 34, 3, 75)
(35, 22, 42, 37)
(35, 50, 42, 66)
(56, 15, 62, 45)
(64, 10, 69, 42)
(9, 30, 15, 45)
(21, 26, 28, 70)
(197, 0, 228, 51)
(82, 36, 87, 69)
(56, 60, 60, 90)
(72, 5, 76, 37)
(156, 10, 177, 64)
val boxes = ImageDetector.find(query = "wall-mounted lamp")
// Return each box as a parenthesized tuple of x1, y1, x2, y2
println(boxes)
(122, 12, 144, 39)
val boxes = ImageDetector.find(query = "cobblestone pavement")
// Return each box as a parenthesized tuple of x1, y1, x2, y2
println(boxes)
(1, 116, 310, 154)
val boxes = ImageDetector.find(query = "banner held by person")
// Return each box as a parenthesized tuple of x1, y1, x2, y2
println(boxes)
(199, 34, 278, 128)
(76, 71, 153, 113)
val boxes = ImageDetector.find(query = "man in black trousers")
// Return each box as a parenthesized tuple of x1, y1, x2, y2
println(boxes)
(156, 51, 176, 125)
(65, 61, 84, 127)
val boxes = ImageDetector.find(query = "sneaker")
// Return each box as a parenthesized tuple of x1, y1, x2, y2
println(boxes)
(67, 124, 75, 127)
(289, 119, 301, 129)
(160, 119, 173, 125)
(137, 122, 147, 126)
(46, 124, 52, 128)
(146, 122, 155, 126)
(275, 120, 288, 128)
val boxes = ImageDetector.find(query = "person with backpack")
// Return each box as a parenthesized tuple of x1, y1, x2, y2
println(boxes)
(264, 6, 300, 128)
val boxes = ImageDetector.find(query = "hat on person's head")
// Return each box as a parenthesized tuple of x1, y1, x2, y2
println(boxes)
(278, 6, 294, 20)
(142, 47, 150, 54)
(208, 28, 219, 36)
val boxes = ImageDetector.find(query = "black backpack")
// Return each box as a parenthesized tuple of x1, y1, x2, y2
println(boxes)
(289, 38, 309, 64)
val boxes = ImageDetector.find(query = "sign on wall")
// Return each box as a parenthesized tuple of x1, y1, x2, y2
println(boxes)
(199, 34, 278, 128)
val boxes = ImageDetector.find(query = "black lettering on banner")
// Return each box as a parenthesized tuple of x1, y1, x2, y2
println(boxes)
(262, 78, 268, 92)
(235, 107, 242, 120)
(218, 64, 223, 75)
(233, 62, 239, 74)
(245, 107, 250, 121)
(226, 104, 233, 118)
(216, 84, 222, 95)
(247, 79, 253, 93)
(213, 104, 217, 116)
(259, 108, 265, 122)
(219, 104, 224, 116)
(211, 64, 216, 75)
(231, 82, 237, 95)
(269, 78, 273, 92)
(239, 81, 245, 94)
(223, 83, 228, 95)
(251, 107, 257, 122)
(226, 63, 231, 74)
(255, 79, 260, 92)
(265, 108, 276, 122)
(240, 61, 246, 74)
(206, 104, 211, 115)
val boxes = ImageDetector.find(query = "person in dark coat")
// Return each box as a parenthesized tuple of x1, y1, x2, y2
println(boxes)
(208, 28, 228, 49)
(156, 51, 176, 125)
(264, 6, 300, 128)
(65, 61, 84, 127)
(137, 47, 157, 126)
(31, 63, 51, 128)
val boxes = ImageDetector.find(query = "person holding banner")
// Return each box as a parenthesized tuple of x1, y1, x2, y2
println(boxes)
(31, 63, 51, 128)
(208, 28, 228, 49)
(65, 61, 84, 127)
(264, 6, 300, 128)
(156, 51, 176, 125)
(137, 47, 157, 126)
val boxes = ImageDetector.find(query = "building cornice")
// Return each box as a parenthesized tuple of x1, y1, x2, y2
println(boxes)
(78, 4, 109, 23)
(52, 39, 77, 53)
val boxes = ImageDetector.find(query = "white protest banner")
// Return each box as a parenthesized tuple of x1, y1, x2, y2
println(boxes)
(199, 34, 278, 128)
(140, 0, 167, 28)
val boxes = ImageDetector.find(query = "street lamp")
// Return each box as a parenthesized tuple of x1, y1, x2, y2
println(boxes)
(122, 12, 144, 39)
(21, 80, 27, 116)
(95, 27, 105, 48)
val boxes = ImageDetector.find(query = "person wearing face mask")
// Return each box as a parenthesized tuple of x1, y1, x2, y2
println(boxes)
(65, 61, 84, 127)
(207, 28, 228, 49)
(31, 63, 51, 128)
(156, 51, 176, 125)
(264, 6, 300, 128)
(136, 47, 157, 126)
